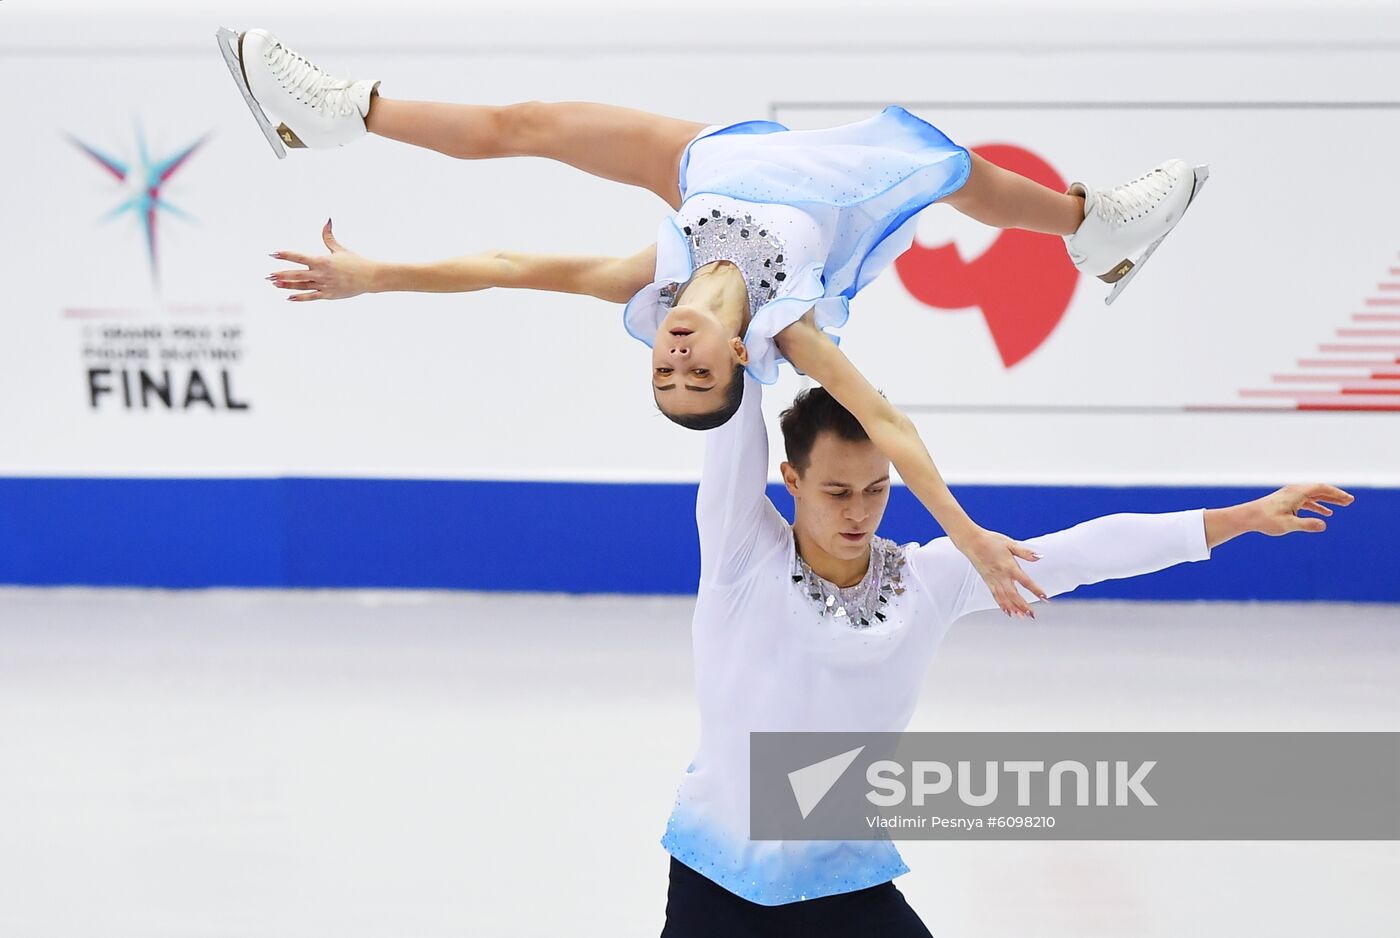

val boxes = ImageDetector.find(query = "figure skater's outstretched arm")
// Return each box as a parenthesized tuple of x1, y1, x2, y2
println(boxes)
(775, 312, 1051, 616)
(273, 233, 1057, 618)
(269, 220, 657, 304)
(907, 484, 1355, 623)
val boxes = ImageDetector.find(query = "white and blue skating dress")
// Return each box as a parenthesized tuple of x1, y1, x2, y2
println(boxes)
(623, 105, 972, 384)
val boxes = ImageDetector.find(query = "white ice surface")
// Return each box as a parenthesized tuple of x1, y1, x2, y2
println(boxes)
(0, 588, 1396, 937)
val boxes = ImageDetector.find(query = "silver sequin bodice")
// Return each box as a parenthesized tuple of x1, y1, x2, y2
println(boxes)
(660, 202, 789, 317)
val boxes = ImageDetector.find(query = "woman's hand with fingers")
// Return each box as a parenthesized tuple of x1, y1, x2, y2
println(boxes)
(955, 526, 1048, 619)
(268, 219, 380, 301)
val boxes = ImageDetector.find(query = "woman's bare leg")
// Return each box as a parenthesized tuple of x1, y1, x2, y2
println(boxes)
(364, 97, 707, 209)
(937, 151, 1085, 235)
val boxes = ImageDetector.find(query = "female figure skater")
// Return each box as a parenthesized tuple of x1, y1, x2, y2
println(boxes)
(216, 27, 1207, 618)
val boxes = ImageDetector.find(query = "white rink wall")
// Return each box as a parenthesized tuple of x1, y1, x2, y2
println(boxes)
(3, 5, 1400, 487)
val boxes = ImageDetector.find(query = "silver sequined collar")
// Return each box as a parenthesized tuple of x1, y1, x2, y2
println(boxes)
(659, 206, 789, 318)
(790, 535, 909, 629)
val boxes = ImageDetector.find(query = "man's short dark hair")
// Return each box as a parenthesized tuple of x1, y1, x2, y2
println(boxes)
(779, 385, 870, 473)
(659, 363, 746, 431)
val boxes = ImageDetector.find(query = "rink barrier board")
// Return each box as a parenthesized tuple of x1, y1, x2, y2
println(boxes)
(0, 477, 1394, 602)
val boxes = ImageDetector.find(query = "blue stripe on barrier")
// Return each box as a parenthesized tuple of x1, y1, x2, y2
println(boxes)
(0, 477, 1393, 601)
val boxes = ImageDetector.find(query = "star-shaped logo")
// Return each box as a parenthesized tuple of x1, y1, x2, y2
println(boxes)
(66, 122, 211, 296)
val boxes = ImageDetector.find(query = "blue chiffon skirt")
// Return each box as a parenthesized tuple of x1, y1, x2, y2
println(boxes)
(626, 106, 972, 384)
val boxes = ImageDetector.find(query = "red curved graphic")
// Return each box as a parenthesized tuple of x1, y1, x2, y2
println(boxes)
(895, 144, 1078, 368)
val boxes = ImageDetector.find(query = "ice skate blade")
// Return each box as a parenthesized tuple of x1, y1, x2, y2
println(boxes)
(1103, 163, 1210, 306)
(215, 26, 287, 160)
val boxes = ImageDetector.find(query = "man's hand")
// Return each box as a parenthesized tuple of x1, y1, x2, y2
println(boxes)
(268, 219, 381, 301)
(952, 526, 1048, 619)
(1204, 482, 1355, 548)
(1250, 483, 1355, 536)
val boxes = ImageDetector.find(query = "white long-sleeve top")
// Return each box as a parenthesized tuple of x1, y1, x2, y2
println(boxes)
(661, 376, 1213, 905)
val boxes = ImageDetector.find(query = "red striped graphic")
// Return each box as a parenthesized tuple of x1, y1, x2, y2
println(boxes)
(1217, 256, 1400, 412)
(1266, 377, 1400, 393)
(1239, 390, 1400, 408)
(1183, 400, 1400, 412)
(1243, 389, 1391, 399)
(1299, 401, 1400, 411)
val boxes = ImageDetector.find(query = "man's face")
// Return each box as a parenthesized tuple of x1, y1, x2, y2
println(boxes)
(783, 431, 892, 564)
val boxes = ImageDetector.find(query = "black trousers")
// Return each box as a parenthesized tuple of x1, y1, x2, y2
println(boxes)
(660, 857, 934, 938)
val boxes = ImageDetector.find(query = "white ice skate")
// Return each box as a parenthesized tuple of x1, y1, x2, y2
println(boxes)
(215, 26, 380, 159)
(1063, 159, 1210, 305)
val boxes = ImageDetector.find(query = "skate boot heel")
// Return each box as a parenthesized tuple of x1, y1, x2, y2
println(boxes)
(1099, 259, 1133, 284)
(275, 123, 307, 149)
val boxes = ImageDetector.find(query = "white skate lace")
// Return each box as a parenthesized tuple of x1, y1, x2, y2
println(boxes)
(1094, 170, 1174, 229)
(266, 41, 358, 117)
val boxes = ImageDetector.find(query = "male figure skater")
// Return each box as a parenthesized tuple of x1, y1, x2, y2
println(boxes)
(659, 374, 1351, 936)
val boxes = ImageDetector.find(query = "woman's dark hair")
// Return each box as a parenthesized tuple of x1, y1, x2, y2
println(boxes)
(659, 363, 746, 431)
(778, 385, 870, 473)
